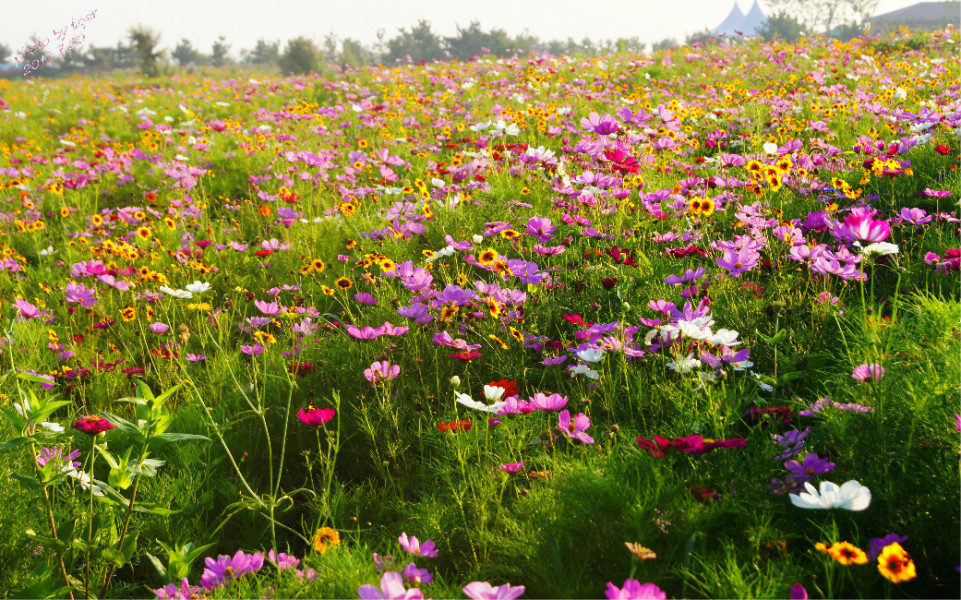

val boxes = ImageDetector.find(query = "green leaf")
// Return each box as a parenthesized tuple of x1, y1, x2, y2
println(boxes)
(152, 432, 210, 444)
(145, 552, 166, 578)
(777, 371, 806, 384)
(11, 472, 40, 490)
(24, 529, 65, 549)
(756, 328, 786, 346)
(100, 547, 127, 567)
(0, 436, 33, 452)
(132, 503, 177, 516)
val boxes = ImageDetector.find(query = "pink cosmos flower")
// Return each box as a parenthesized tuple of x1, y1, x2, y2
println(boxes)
(463, 581, 526, 600)
(358, 571, 424, 600)
(500, 462, 525, 473)
(605, 580, 666, 600)
(364, 361, 400, 386)
(149, 322, 170, 334)
(398, 532, 438, 558)
(528, 392, 568, 411)
(851, 363, 884, 382)
(841, 208, 890, 243)
(558, 410, 594, 444)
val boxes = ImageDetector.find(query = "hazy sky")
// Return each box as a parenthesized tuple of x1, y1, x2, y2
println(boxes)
(3, 0, 932, 57)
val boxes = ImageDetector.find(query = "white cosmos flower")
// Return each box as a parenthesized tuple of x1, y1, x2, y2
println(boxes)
(185, 281, 210, 294)
(707, 328, 740, 346)
(763, 142, 778, 154)
(455, 392, 506, 413)
(667, 354, 701, 374)
(483, 385, 506, 402)
(677, 321, 711, 341)
(39, 246, 56, 256)
(569, 364, 600, 379)
(576, 348, 605, 363)
(861, 242, 899, 257)
(789, 480, 871, 511)
(159, 286, 193, 299)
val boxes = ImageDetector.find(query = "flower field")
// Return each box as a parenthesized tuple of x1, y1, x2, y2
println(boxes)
(0, 28, 959, 599)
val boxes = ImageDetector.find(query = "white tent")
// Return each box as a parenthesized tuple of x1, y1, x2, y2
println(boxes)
(712, 3, 745, 35)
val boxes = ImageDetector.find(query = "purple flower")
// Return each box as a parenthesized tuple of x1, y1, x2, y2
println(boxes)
(154, 577, 204, 600)
(199, 550, 264, 590)
(398, 533, 438, 558)
(355, 292, 379, 305)
(558, 410, 594, 444)
(868, 533, 909, 562)
(186, 353, 206, 362)
(841, 208, 891, 243)
(604, 579, 666, 600)
(852, 363, 884, 382)
(372, 553, 395, 573)
(267, 549, 301, 570)
(540, 356, 568, 366)
(36, 447, 81, 468)
(525, 216, 556, 243)
(773, 428, 810, 461)
(500, 462, 525, 473)
(580, 111, 621, 135)
(899, 207, 932, 225)
(784, 453, 836, 483)
(347, 324, 385, 340)
(463, 581, 526, 600)
(149, 322, 170, 334)
(716, 247, 760, 277)
(240, 343, 264, 356)
(254, 299, 284, 315)
(64, 282, 97, 307)
(401, 562, 433, 586)
(14, 298, 42, 319)
(789, 583, 808, 600)
(358, 571, 424, 600)
(364, 361, 401, 386)
(663, 268, 705, 285)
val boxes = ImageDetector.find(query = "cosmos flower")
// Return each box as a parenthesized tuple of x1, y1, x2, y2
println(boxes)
(789, 480, 871, 511)
(815, 541, 868, 566)
(185, 280, 210, 294)
(364, 361, 400, 386)
(851, 363, 884, 381)
(358, 571, 424, 600)
(463, 581, 526, 600)
(876, 542, 916, 583)
(199, 550, 264, 590)
(72, 415, 115, 436)
(604, 580, 666, 600)
(558, 410, 594, 444)
(298, 406, 335, 426)
(784, 453, 836, 483)
(398, 532, 438, 558)
(455, 392, 506, 413)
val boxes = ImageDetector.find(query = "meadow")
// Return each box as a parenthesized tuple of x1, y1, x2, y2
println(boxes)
(0, 27, 958, 600)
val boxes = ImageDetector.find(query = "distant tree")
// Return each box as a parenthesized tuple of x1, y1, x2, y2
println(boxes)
(115, 41, 137, 70)
(614, 37, 646, 53)
(685, 29, 724, 46)
(758, 10, 806, 40)
(172, 38, 200, 67)
(57, 46, 88, 74)
(128, 26, 163, 77)
(385, 20, 446, 63)
(444, 21, 511, 61)
(84, 45, 116, 72)
(765, 0, 879, 33)
(0, 43, 10, 64)
(244, 38, 279, 65)
(278, 36, 321, 75)
(509, 30, 539, 55)
(340, 38, 372, 67)
(211, 35, 231, 67)
(652, 37, 679, 52)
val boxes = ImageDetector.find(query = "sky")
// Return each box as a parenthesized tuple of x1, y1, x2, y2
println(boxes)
(2, 0, 937, 58)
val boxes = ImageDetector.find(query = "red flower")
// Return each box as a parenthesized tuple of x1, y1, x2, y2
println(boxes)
(449, 351, 481, 361)
(487, 379, 519, 399)
(602, 277, 618, 290)
(298, 406, 335, 426)
(438, 419, 473, 433)
(73, 415, 115, 436)
(935, 144, 951, 156)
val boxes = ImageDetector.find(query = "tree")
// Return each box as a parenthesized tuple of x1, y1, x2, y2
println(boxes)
(172, 38, 200, 67)
(385, 20, 446, 63)
(444, 21, 511, 61)
(243, 38, 279, 65)
(758, 10, 806, 41)
(340, 38, 372, 68)
(0, 43, 10, 65)
(211, 35, 231, 67)
(84, 45, 116, 72)
(278, 36, 321, 75)
(128, 26, 163, 77)
(765, 0, 879, 33)
(652, 37, 679, 52)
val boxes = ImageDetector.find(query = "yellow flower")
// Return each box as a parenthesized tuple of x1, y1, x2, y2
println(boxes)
(817, 541, 867, 566)
(877, 543, 916, 583)
(313, 527, 341, 554)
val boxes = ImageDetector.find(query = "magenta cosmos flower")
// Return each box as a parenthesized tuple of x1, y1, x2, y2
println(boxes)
(842, 208, 891, 243)
(199, 550, 264, 590)
(558, 410, 594, 444)
(72, 415, 114, 436)
(398, 532, 438, 558)
(297, 406, 335, 426)
(605, 579, 666, 600)
(528, 392, 568, 411)
(852, 363, 884, 382)
(463, 581, 526, 600)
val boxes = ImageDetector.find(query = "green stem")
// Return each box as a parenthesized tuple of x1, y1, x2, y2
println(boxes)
(32, 445, 75, 600)
(85, 436, 96, 599)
